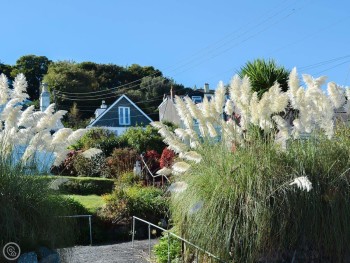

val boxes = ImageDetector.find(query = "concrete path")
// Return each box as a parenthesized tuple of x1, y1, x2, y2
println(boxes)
(59, 240, 158, 263)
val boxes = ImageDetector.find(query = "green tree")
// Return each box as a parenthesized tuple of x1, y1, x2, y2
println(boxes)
(238, 59, 290, 97)
(0, 63, 12, 78)
(11, 55, 51, 101)
(43, 61, 101, 118)
(67, 102, 82, 128)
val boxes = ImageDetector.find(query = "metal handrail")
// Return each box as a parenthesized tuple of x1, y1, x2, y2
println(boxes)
(59, 215, 93, 246)
(132, 216, 225, 263)
(140, 154, 170, 184)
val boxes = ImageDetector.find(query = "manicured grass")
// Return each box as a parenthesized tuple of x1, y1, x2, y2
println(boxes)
(63, 194, 106, 214)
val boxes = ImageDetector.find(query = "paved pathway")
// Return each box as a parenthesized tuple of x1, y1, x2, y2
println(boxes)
(58, 240, 158, 263)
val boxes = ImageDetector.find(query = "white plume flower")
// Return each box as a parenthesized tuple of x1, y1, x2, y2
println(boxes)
(1, 99, 22, 129)
(206, 121, 217, 138)
(288, 67, 300, 92)
(12, 73, 29, 101)
(190, 140, 200, 149)
(268, 83, 289, 113)
(214, 81, 226, 114)
(174, 128, 189, 141)
(167, 181, 188, 193)
(165, 138, 188, 154)
(189, 200, 204, 214)
(202, 96, 212, 119)
(224, 99, 235, 115)
(0, 74, 9, 104)
(17, 105, 35, 128)
(327, 82, 345, 109)
(229, 75, 242, 102)
(172, 161, 191, 174)
(53, 150, 70, 166)
(156, 167, 172, 176)
(150, 121, 165, 129)
(81, 148, 103, 159)
(175, 96, 193, 129)
(67, 129, 87, 145)
(184, 96, 202, 121)
(51, 128, 73, 145)
(289, 176, 312, 192)
(186, 128, 198, 140)
(345, 87, 350, 112)
(180, 151, 202, 163)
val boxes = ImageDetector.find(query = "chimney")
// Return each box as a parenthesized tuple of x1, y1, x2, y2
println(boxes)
(95, 100, 107, 118)
(170, 85, 174, 100)
(101, 100, 107, 109)
(40, 83, 50, 112)
(204, 83, 209, 93)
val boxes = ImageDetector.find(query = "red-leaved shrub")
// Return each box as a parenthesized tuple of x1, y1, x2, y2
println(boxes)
(160, 148, 175, 168)
(143, 150, 160, 173)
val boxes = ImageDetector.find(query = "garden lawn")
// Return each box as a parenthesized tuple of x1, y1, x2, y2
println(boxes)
(63, 194, 106, 214)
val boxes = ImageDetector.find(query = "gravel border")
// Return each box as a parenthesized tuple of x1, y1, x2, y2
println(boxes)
(58, 240, 159, 263)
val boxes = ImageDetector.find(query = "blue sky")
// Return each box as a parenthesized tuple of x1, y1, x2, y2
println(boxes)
(2, 0, 350, 90)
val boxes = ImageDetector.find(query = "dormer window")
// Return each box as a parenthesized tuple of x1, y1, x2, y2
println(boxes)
(192, 96, 202, 104)
(119, 106, 130, 125)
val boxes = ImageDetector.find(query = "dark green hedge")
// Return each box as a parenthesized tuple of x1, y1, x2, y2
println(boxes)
(39, 176, 115, 195)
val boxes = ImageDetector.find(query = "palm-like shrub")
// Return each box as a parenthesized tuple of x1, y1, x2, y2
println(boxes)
(152, 69, 350, 262)
(238, 59, 290, 97)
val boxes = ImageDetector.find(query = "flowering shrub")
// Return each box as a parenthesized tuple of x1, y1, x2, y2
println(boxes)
(152, 70, 350, 262)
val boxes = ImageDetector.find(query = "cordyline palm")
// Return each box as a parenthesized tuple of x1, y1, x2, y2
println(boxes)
(238, 59, 290, 98)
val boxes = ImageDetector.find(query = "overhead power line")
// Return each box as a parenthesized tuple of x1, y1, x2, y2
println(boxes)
(53, 1, 303, 101)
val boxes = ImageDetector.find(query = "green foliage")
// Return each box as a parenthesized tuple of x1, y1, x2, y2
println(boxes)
(73, 152, 107, 177)
(118, 125, 166, 154)
(44, 175, 115, 195)
(100, 184, 168, 224)
(117, 171, 141, 186)
(71, 128, 121, 156)
(238, 58, 290, 97)
(0, 168, 84, 251)
(0, 63, 12, 77)
(11, 55, 51, 101)
(153, 232, 182, 263)
(42, 60, 184, 121)
(171, 126, 350, 262)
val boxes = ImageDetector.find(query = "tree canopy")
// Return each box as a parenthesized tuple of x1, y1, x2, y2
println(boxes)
(11, 55, 52, 101)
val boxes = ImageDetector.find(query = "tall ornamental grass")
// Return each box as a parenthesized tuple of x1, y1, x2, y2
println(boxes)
(152, 69, 350, 262)
(0, 73, 87, 251)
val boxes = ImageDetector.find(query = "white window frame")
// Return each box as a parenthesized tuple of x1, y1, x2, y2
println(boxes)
(118, 106, 131, 125)
(192, 96, 202, 104)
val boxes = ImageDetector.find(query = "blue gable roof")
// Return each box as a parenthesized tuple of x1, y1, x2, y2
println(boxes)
(88, 94, 152, 128)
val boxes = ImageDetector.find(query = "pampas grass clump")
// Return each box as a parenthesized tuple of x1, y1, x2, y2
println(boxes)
(153, 69, 350, 262)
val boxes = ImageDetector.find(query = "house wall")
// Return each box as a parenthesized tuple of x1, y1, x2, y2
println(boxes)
(92, 97, 151, 127)
(158, 98, 182, 125)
